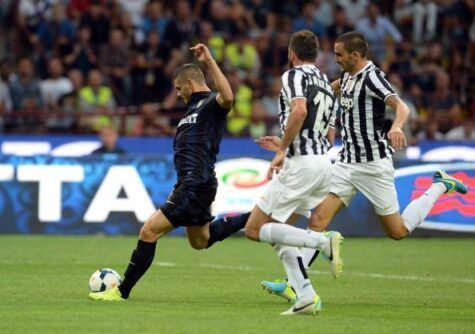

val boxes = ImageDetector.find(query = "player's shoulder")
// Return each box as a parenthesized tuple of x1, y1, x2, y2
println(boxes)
(281, 67, 307, 79)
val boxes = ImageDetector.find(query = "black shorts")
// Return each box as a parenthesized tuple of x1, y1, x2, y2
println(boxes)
(160, 180, 217, 227)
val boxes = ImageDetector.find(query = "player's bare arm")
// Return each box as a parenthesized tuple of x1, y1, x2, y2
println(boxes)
(331, 79, 341, 96)
(190, 43, 233, 109)
(267, 97, 307, 179)
(385, 95, 409, 150)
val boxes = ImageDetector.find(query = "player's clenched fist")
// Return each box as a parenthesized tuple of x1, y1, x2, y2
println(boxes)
(190, 43, 214, 63)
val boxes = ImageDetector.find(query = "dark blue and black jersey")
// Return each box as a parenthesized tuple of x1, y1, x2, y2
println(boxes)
(173, 91, 230, 185)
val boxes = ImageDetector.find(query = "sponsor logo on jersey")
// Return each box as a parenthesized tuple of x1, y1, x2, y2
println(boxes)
(178, 113, 198, 127)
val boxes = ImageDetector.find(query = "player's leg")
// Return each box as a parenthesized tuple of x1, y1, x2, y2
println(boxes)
(350, 157, 407, 239)
(246, 156, 334, 250)
(185, 213, 251, 250)
(379, 170, 468, 238)
(89, 209, 175, 301)
(301, 161, 355, 271)
(302, 193, 345, 275)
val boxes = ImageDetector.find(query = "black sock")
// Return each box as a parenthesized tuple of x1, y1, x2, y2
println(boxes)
(206, 212, 250, 248)
(118, 239, 157, 299)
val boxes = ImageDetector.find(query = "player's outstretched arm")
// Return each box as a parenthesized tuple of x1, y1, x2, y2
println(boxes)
(190, 43, 233, 109)
(385, 95, 409, 150)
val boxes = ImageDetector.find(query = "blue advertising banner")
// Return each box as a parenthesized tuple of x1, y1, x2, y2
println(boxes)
(0, 155, 176, 235)
(0, 154, 473, 235)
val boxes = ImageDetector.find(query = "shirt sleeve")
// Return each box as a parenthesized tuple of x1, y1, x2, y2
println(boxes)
(365, 70, 396, 101)
(281, 69, 307, 101)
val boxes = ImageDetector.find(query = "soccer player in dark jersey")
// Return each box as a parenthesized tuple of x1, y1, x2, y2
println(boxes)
(89, 43, 249, 301)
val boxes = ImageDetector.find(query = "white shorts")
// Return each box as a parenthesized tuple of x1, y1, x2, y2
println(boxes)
(330, 157, 399, 216)
(257, 155, 332, 223)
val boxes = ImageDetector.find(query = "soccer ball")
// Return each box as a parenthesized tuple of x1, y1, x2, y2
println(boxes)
(89, 268, 122, 292)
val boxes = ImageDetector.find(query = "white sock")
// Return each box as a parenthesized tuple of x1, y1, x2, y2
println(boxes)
(402, 182, 446, 233)
(259, 223, 327, 249)
(275, 244, 316, 300)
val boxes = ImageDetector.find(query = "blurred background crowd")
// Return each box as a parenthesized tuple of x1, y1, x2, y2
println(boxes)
(0, 0, 474, 143)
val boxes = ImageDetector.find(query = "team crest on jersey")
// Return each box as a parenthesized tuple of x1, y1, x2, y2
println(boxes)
(178, 113, 198, 127)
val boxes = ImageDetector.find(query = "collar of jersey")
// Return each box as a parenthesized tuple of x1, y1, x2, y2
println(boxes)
(293, 63, 317, 69)
(349, 61, 374, 79)
(189, 91, 211, 105)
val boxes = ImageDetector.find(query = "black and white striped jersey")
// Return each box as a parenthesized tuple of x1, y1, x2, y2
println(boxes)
(338, 61, 396, 163)
(279, 64, 337, 157)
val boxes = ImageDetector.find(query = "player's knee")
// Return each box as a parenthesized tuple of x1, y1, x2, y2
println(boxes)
(188, 238, 207, 250)
(387, 228, 407, 241)
(244, 225, 260, 241)
(139, 225, 154, 242)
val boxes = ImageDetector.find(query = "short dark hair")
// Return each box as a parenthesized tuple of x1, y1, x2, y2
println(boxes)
(335, 31, 369, 57)
(174, 63, 205, 84)
(289, 30, 319, 62)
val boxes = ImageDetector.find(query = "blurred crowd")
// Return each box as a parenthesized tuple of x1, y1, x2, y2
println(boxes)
(0, 0, 474, 142)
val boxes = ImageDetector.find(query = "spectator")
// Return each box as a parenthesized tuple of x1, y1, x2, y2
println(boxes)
(424, 73, 462, 134)
(10, 57, 43, 111)
(139, 1, 169, 43)
(445, 118, 475, 140)
(40, 58, 73, 111)
(226, 71, 253, 136)
(198, 20, 225, 63)
(80, 0, 111, 51)
(242, 0, 276, 36)
(78, 69, 116, 112)
(417, 119, 444, 141)
(208, 0, 240, 38)
(224, 35, 261, 75)
(32, 3, 75, 57)
(92, 125, 125, 154)
(18, 0, 60, 33)
(59, 69, 84, 113)
(163, 0, 200, 49)
(0, 65, 12, 113)
(117, 0, 148, 28)
(247, 99, 267, 138)
(315, 37, 341, 80)
(313, 0, 334, 28)
(337, 0, 368, 26)
(131, 30, 173, 105)
(261, 76, 281, 117)
(394, 0, 438, 44)
(326, 5, 353, 41)
(355, 2, 402, 64)
(292, 1, 326, 38)
(132, 103, 174, 136)
(99, 28, 131, 105)
(63, 26, 98, 75)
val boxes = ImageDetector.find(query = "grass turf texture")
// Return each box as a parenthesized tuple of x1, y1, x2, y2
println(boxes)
(1, 236, 474, 334)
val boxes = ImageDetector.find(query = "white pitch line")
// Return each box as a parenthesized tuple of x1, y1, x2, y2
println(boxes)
(155, 261, 475, 285)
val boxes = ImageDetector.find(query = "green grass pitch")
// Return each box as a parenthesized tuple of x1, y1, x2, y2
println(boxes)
(1, 236, 474, 334)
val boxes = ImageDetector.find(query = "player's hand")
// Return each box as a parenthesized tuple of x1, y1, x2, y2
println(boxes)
(387, 125, 407, 150)
(255, 136, 282, 152)
(190, 43, 213, 63)
(267, 150, 285, 180)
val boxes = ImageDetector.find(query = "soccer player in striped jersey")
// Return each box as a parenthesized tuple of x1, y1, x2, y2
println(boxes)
(260, 31, 468, 298)
(309, 31, 467, 240)
(244, 30, 344, 315)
